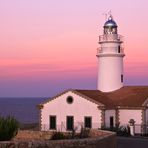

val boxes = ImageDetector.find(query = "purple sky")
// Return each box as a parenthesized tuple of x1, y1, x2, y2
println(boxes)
(0, 0, 148, 97)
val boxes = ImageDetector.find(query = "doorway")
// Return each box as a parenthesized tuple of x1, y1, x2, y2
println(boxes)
(110, 116, 114, 128)
(84, 117, 92, 128)
(66, 116, 74, 131)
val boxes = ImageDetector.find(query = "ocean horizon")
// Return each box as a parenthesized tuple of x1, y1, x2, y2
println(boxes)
(0, 97, 48, 123)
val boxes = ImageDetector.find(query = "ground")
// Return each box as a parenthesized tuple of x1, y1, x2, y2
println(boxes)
(117, 137, 148, 148)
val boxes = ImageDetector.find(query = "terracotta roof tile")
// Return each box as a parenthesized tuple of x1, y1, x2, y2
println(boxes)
(75, 89, 115, 108)
(75, 86, 148, 108)
(38, 86, 148, 109)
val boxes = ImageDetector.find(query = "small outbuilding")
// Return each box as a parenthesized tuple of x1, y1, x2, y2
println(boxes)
(38, 86, 148, 134)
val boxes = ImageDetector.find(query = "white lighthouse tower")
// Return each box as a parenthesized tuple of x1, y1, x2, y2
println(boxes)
(97, 15, 125, 92)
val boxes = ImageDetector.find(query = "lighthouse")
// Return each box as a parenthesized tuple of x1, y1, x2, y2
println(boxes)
(97, 15, 125, 92)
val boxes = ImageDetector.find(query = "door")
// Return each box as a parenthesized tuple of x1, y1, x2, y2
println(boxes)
(66, 116, 74, 131)
(110, 116, 114, 128)
(49, 115, 56, 130)
(84, 117, 92, 128)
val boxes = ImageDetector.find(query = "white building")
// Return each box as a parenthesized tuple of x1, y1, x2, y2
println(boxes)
(38, 15, 148, 134)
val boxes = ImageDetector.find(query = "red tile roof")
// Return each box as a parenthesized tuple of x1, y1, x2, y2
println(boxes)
(75, 86, 148, 108)
(38, 86, 148, 109)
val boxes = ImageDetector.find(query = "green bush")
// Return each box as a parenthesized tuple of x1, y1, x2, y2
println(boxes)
(0, 116, 19, 141)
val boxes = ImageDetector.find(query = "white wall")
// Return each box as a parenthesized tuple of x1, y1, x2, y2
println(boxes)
(97, 40, 125, 92)
(119, 109, 142, 125)
(41, 91, 102, 131)
(97, 55, 124, 92)
(105, 110, 116, 127)
(119, 109, 142, 133)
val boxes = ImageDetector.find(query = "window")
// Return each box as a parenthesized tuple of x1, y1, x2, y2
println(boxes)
(110, 116, 114, 128)
(66, 96, 73, 104)
(84, 117, 92, 128)
(49, 116, 56, 130)
(121, 74, 123, 83)
(66, 116, 74, 131)
(118, 46, 121, 53)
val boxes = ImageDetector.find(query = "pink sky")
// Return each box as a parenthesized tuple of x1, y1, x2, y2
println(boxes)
(0, 0, 148, 97)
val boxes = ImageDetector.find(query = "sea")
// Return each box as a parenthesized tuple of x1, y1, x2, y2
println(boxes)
(0, 97, 47, 124)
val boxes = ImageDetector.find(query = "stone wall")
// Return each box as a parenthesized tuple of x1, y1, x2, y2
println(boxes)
(0, 130, 117, 148)
(14, 130, 52, 140)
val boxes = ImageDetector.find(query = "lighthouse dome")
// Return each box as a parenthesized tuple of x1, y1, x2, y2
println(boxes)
(104, 16, 117, 27)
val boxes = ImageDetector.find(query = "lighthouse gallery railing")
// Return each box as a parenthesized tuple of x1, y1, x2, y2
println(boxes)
(99, 34, 124, 42)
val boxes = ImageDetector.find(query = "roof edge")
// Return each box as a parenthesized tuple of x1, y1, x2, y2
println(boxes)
(37, 89, 73, 109)
(72, 90, 105, 107)
(37, 89, 105, 109)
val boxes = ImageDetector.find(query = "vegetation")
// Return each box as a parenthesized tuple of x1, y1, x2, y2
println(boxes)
(101, 124, 131, 137)
(51, 127, 90, 140)
(116, 125, 130, 136)
(79, 127, 90, 138)
(0, 116, 19, 141)
(51, 131, 66, 140)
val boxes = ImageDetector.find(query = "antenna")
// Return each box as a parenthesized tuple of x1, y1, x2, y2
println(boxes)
(102, 13, 108, 21)
(108, 10, 113, 20)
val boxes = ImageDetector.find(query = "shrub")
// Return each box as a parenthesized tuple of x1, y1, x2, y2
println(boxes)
(50, 127, 90, 140)
(117, 125, 130, 137)
(0, 116, 19, 141)
(101, 124, 131, 137)
(79, 127, 90, 138)
(51, 131, 66, 140)
(67, 127, 90, 139)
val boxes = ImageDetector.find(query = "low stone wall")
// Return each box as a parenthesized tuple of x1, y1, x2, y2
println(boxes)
(0, 130, 117, 148)
(14, 130, 52, 140)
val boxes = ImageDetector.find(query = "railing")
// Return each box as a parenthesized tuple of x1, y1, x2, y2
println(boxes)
(99, 34, 124, 42)
(97, 47, 124, 54)
(135, 124, 148, 135)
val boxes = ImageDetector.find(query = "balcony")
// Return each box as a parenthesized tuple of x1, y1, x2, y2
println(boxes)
(99, 34, 124, 43)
